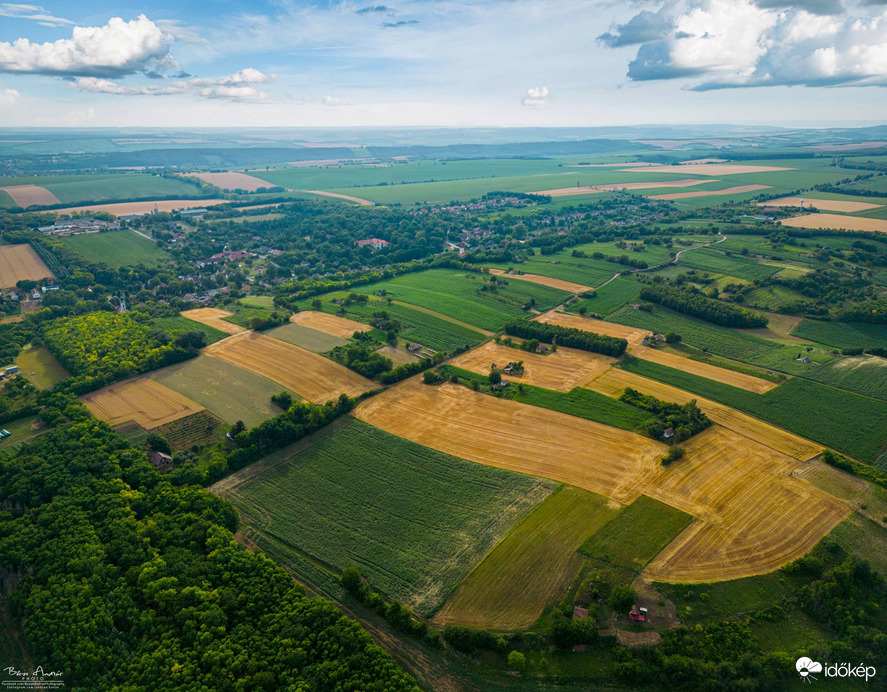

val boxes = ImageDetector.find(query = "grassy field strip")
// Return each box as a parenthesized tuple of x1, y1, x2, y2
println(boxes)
(153, 316, 228, 345)
(433, 487, 620, 631)
(585, 368, 821, 460)
(204, 330, 376, 402)
(265, 323, 349, 353)
(642, 427, 849, 582)
(487, 268, 594, 294)
(354, 379, 666, 504)
(534, 310, 649, 348)
(82, 377, 204, 429)
(449, 341, 614, 392)
(792, 458, 887, 528)
(210, 417, 555, 614)
(180, 308, 246, 335)
(289, 310, 371, 338)
(391, 301, 494, 336)
(15, 346, 69, 389)
(633, 346, 777, 393)
(59, 230, 171, 267)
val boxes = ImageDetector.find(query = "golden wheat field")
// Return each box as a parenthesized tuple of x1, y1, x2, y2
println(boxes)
(780, 213, 887, 233)
(180, 308, 246, 335)
(643, 427, 849, 582)
(487, 268, 594, 294)
(288, 310, 371, 339)
(535, 310, 650, 348)
(0, 244, 54, 287)
(82, 377, 204, 428)
(0, 184, 60, 206)
(52, 199, 228, 217)
(586, 368, 820, 460)
(354, 379, 666, 503)
(186, 171, 272, 192)
(449, 340, 613, 392)
(649, 184, 771, 201)
(758, 196, 883, 213)
(633, 346, 777, 393)
(205, 331, 376, 402)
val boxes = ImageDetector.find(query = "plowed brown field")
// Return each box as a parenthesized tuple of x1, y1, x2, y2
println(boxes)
(354, 379, 665, 504)
(643, 427, 849, 582)
(758, 196, 883, 213)
(535, 311, 649, 348)
(780, 213, 887, 234)
(0, 184, 60, 206)
(82, 377, 203, 428)
(306, 190, 375, 205)
(187, 172, 272, 191)
(649, 184, 770, 200)
(633, 346, 777, 393)
(180, 308, 245, 335)
(289, 311, 370, 338)
(205, 331, 375, 402)
(487, 268, 594, 293)
(449, 340, 612, 392)
(0, 244, 53, 287)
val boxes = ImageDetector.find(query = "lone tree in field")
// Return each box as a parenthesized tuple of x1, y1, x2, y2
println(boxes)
(489, 370, 502, 385)
(609, 584, 637, 613)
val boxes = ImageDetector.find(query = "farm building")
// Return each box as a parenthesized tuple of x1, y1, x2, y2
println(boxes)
(407, 343, 422, 352)
(149, 451, 173, 470)
(355, 238, 389, 249)
(573, 606, 589, 619)
(663, 427, 675, 439)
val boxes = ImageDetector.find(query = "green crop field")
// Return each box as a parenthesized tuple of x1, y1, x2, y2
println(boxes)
(239, 295, 276, 309)
(149, 354, 295, 427)
(485, 256, 619, 288)
(579, 495, 693, 571)
(677, 248, 782, 281)
(0, 172, 201, 205)
(59, 230, 171, 267)
(608, 304, 779, 362)
(0, 190, 14, 209)
(15, 346, 69, 388)
(218, 417, 554, 614)
(566, 277, 643, 316)
(323, 269, 569, 330)
(315, 297, 485, 351)
(793, 319, 887, 350)
(264, 322, 348, 353)
(744, 285, 810, 312)
(829, 515, 887, 579)
(808, 357, 887, 402)
(154, 316, 228, 345)
(620, 357, 887, 465)
(436, 486, 619, 630)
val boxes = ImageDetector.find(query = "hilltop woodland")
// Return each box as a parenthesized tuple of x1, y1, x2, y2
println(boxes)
(2, 178, 887, 689)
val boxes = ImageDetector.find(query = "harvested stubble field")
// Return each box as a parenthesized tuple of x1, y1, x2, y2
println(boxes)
(780, 213, 887, 233)
(82, 377, 204, 429)
(586, 368, 820, 461)
(643, 427, 849, 583)
(649, 184, 770, 201)
(51, 199, 228, 217)
(0, 244, 53, 287)
(0, 184, 60, 206)
(289, 310, 370, 339)
(633, 346, 777, 394)
(759, 196, 883, 213)
(535, 310, 649, 348)
(179, 308, 245, 335)
(629, 164, 794, 176)
(186, 172, 272, 191)
(449, 341, 613, 392)
(487, 268, 593, 294)
(354, 379, 666, 504)
(205, 331, 375, 402)
(536, 179, 711, 196)
(433, 487, 620, 630)
(305, 190, 375, 205)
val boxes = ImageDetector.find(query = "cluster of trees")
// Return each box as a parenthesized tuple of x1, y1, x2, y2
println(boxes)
(822, 449, 887, 491)
(0, 413, 417, 690)
(329, 333, 394, 378)
(340, 567, 433, 643)
(620, 387, 712, 442)
(503, 321, 627, 356)
(639, 284, 768, 328)
(842, 298, 887, 324)
(378, 352, 447, 385)
(41, 311, 200, 392)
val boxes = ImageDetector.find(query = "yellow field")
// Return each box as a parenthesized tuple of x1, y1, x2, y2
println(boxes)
(629, 164, 794, 176)
(586, 368, 820, 460)
(289, 310, 370, 338)
(644, 427, 849, 582)
(633, 346, 776, 393)
(180, 308, 245, 335)
(186, 172, 272, 192)
(449, 340, 613, 392)
(487, 268, 593, 293)
(305, 190, 375, 205)
(51, 199, 228, 217)
(0, 244, 54, 288)
(354, 379, 665, 504)
(536, 179, 711, 196)
(759, 196, 882, 213)
(780, 213, 887, 233)
(82, 377, 203, 428)
(204, 331, 375, 403)
(0, 184, 60, 206)
(649, 184, 770, 201)
(534, 310, 649, 348)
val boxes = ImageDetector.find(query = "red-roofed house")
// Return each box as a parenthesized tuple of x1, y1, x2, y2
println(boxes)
(355, 238, 389, 249)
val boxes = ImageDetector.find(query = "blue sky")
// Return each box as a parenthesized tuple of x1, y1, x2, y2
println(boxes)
(0, 0, 886, 127)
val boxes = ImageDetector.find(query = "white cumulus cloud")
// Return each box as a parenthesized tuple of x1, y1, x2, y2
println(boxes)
(70, 69, 275, 101)
(521, 85, 550, 107)
(321, 95, 349, 106)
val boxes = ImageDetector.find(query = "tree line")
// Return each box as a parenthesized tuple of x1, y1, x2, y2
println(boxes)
(639, 284, 768, 328)
(503, 320, 627, 357)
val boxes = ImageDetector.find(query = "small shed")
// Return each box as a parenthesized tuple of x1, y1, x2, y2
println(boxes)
(796, 356, 811, 364)
(149, 451, 173, 470)
(629, 610, 646, 623)
(573, 606, 589, 619)
(663, 428, 675, 439)
(407, 343, 422, 352)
